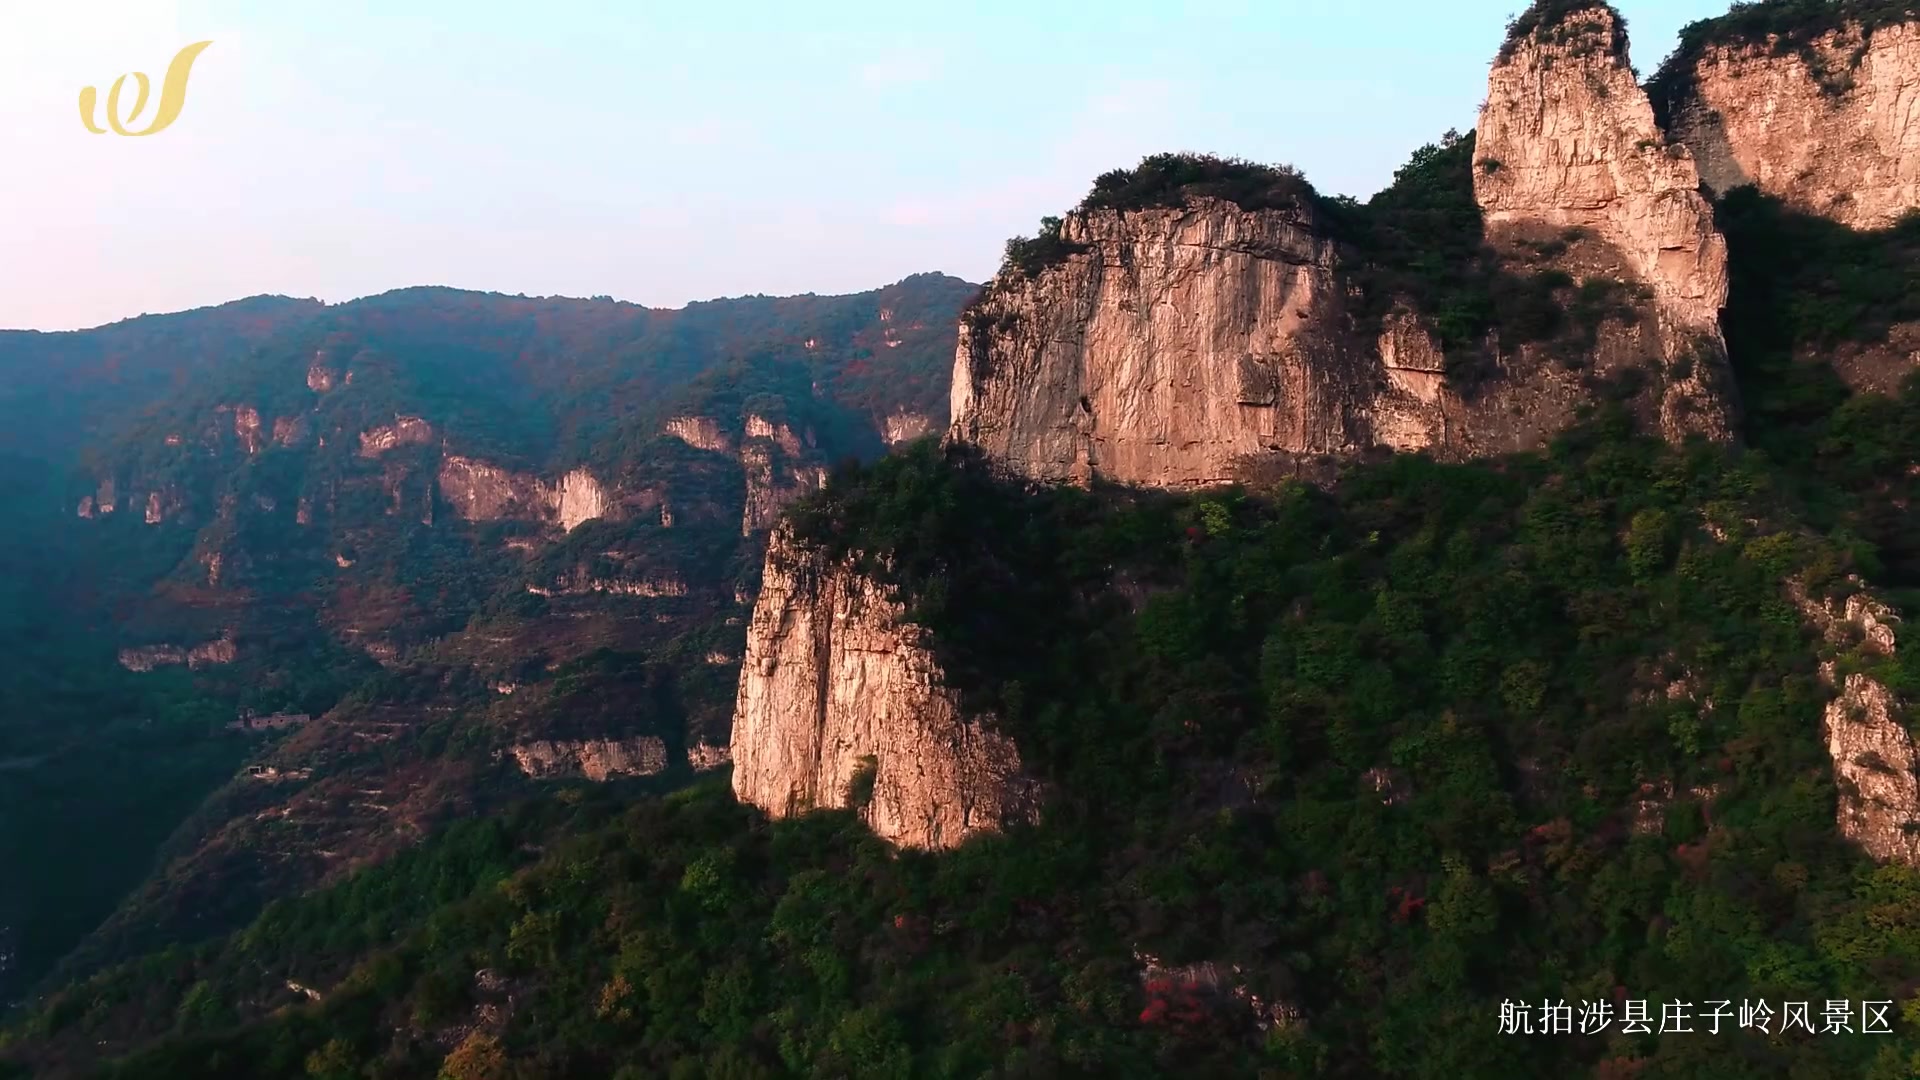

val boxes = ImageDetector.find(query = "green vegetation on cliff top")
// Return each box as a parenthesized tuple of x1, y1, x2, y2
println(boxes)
(995, 134, 1643, 390)
(1499, 0, 1629, 62)
(1648, 0, 1920, 119)
(19, 386, 1920, 1076)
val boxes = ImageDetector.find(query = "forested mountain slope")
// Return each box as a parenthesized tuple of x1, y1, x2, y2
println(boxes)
(0, 274, 973, 1012)
(9, 0, 1920, 1076)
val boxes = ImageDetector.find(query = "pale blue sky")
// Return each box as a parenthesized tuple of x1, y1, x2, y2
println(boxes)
(0, 0, 1727, 331)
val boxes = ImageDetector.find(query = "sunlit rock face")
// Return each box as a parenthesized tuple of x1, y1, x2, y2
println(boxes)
(949, 199, 1374, 488)
(665, 416, 732, 454)
(882, 409, 932, 446)
(741, 447, 825, 536)
(1791, 576, 1920, 865)
(357, 416, 434, 458)
(1665, 20, 1920, 231)
(948, 188, 1734, 489)
(232, 405, 263, 454)
(435, 456, 609, 533)
(729, 527, 1040, 849)
(117, 633, 237, 672)
(1473, 2, 1734, 443)
(509, 737, 668, 782)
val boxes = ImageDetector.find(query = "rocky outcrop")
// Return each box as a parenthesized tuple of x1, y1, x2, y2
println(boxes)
(271, 415, 309, 448)
(950, 200, 1377, 487)
(357, 416, 434, 458)
(436, 457, 609, 533)
(437, 456, 547, 521)
(1825, 673, 1920, 863)
(948, 190, 1721, 488)
(664, 416, 731, 454)
(882, 409, 933, 445)
(509, 737, 668, 782)
(525, 572, 686, 598)
(687, 742, 732, 772)
(729, 528, 1038, 849)
(1791, 575, 1920, 865)
(232, 406, 263, 454)
(117, 633, 237, 672)
(547, 468, 607, 531)
(741, 446, 826, 535)
(1474, 3, 1733, 442)
(745, 414, 808, 457)
(307, 354, 338, 392)
(144, 488, 182, 525)
(1665, 20, 1920, 230)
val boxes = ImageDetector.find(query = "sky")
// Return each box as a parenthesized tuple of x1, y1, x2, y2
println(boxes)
(0, 0, 1731, 332)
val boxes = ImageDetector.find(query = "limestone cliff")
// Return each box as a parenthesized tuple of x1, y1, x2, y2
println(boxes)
(730, 528, 1038, 849)
(1791, 576, 1920, 865)
(232, 406, 263, 455)
(117, 633, 237, 672)
(687, 742, 732, 772)
(1475, 3, 1733, 441)
(950, 199, 1383, 487)
(664, 416, 732, 454)
(1663, 19, 1920, 230)
(357, 416, 434, 458)
(882, 409, 932, 446)
(509, 737, 668, 782)
(143, 488, 182, 525)
(745, 414, 810, 457)
(436, 456, 609, 532)
(947, 184, 1729, 489)
(525, 571, 687, 598)
(271, 415, 310, 449)
(741, 447, 826, 535)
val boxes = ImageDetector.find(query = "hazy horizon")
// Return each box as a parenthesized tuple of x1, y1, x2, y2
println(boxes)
(0, 272, 983, 335)
(1, 0, 1727, 332)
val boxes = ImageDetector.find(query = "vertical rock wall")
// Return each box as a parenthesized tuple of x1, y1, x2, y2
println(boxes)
(729, 529, 1037, 849)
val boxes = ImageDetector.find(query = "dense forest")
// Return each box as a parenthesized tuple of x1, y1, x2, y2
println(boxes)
(12, 160, 1920, 1072)
(14, 393, 1920, 1076)
(0, 275, 974, 1015)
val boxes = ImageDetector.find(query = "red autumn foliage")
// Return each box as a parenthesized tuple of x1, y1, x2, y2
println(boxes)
(1139, 977, 1212, 1033)
(1386, 885, 1427, 924)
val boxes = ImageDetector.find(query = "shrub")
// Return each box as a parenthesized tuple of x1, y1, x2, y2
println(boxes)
(1501, 0, 1629, 63)
(1648, 0, 1919, 124)
(1078, 153, 1317, 216)
(846, 755, 879, 810)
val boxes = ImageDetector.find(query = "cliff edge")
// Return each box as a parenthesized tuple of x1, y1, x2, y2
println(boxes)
(1656, 6, 1920, 231)
(729, 527, 1038, 849)
(1474, 2, 1734, 441)
(948, 191, 1386, 488)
